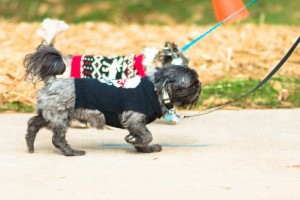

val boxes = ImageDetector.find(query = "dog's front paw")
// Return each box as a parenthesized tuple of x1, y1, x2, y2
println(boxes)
(135, 144, 162, 153)
(72, 149, 86, 156)
(63, 148, 86, 156)
(28, 147, 34, 153)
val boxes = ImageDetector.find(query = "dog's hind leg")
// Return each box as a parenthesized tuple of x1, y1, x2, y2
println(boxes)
(46, 112, 86, 156)
(122, 111, 162, 153)
(26, 115, 48, 153)
(51, 125, 86, 156)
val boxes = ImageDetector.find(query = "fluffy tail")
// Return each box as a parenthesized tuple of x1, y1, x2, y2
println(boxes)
(37, 18, 69, 45)
(24, 44, 66, 84)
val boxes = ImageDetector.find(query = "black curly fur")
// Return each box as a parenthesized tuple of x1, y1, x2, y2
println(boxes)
(154, 65, 201, 109)
(24, 44, 66, 84)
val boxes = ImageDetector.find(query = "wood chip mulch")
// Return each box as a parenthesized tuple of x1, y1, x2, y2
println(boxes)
(0, 20, 299, 106)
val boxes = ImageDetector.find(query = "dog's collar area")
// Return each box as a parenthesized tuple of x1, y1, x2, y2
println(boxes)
(161, 81, 181, 122)
(162, 86, 173, 110)
(163, 108, 181, 122)
(159, 80, 172, 108)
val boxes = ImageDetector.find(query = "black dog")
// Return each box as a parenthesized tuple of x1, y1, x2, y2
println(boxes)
(24, 44, 201, 156)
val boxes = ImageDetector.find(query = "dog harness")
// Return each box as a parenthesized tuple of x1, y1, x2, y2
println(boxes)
(71, 54, 146, 80)
(74, 77, 162, 128)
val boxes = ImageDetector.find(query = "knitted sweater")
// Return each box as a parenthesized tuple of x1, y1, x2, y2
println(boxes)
(74, 77, 162, 128)
(71, 54, 145, 80)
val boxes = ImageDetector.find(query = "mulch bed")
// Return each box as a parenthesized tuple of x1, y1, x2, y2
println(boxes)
(0, 20, 299, 106)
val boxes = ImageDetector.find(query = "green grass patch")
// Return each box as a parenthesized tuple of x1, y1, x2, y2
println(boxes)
(0, 0, 299, 25)
(1, 77, 299, 113)
(0, 102, 34, 113)
(199, 77, 300, 109)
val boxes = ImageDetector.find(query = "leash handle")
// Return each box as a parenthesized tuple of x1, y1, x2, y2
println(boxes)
(181, 0, 258, 52)
(182, 36, 300, 118)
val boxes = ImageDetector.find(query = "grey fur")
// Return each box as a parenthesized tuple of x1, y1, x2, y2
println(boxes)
(24, 44, 201, 156)
(156, 41, 189, 66)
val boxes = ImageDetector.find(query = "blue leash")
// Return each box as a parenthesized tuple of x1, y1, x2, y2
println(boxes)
(181, 0, 258, 52)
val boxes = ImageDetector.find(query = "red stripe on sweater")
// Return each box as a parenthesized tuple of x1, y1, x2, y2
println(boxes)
(134, 54, 145, 78)
(70, 55, 82, 78)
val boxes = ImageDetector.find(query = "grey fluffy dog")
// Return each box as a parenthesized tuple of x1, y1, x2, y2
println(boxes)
(24, 44, 201, 156)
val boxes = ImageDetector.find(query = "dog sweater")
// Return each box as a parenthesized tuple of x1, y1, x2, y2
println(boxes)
(74, 77, 162, 128)
(71, 54, 145, 80)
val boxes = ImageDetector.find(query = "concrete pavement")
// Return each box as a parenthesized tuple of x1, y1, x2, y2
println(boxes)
(0, 109, 300, 200)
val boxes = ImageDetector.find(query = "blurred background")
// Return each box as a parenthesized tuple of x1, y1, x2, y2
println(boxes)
(0, 0, 299, 112)
(0, 0, 299, 25)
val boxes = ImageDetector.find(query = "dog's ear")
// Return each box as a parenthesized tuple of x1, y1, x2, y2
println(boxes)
(164, 41, 178, 50)
(154, 65, 201, 108)
(171, 70, 201, 108)
(153, 67, 165, 88)
(162, 42, 189, 66)
(164, 41, 170, 48)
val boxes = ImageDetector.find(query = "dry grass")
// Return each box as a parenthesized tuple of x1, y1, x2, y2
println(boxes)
(0, 20, 299, 106)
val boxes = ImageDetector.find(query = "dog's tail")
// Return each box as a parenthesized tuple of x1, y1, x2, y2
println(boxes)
(37, 18, 69, 45)
(24, 44, 66, 84)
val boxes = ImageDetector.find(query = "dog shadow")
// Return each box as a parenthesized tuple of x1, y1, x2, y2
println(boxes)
(25, 143, 211, 156)
(98, 143, 211, 154)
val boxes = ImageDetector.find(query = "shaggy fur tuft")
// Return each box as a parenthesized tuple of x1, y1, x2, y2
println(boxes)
(24, 45, 66, 84)
(24, 44, 201, 156)
(154, 65, 201, 109)
(156, 42, 189, 66)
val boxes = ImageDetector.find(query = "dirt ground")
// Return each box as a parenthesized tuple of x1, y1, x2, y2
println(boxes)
(0, 20, 299, 106)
